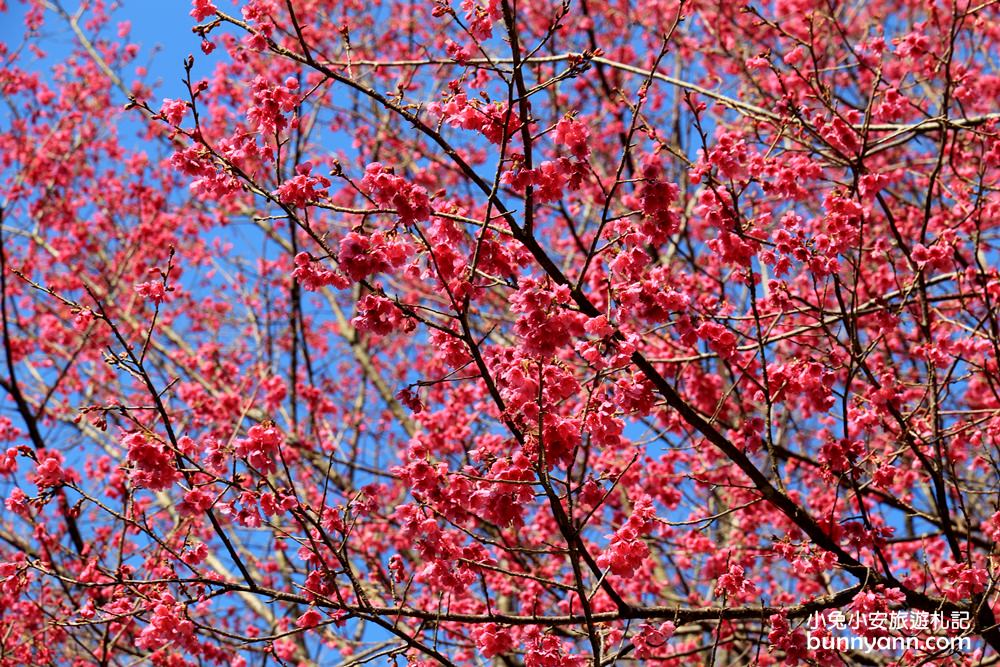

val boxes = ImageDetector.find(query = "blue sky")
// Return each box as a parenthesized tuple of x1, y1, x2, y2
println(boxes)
(1, 1, 214, 97)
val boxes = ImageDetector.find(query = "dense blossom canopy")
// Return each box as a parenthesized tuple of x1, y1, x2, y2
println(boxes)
(1, 0, 1000, 664)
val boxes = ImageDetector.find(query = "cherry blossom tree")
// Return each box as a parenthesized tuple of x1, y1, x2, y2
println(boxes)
(2, 0, 1000, 664)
